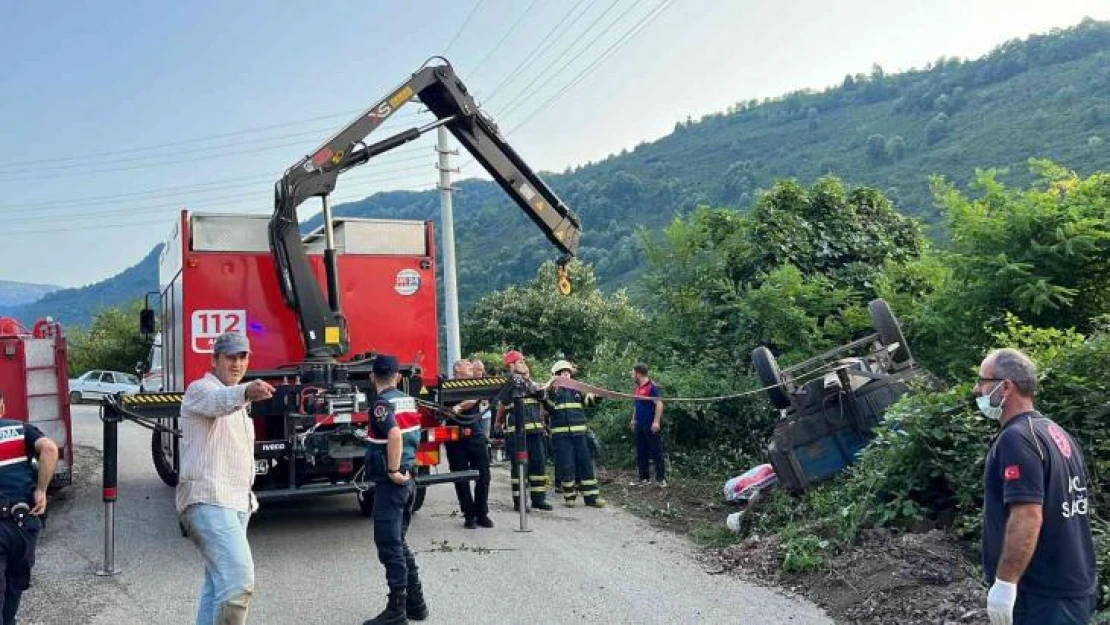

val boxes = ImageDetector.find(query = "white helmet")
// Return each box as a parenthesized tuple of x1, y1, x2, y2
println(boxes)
(550, 359, 575, 376)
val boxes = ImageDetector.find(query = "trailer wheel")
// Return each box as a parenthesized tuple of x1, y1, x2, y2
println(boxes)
(356, 488, 374, 517)
(752, 346, 791, 410)
(151, 427, 179, 487)
(868, 299, 912, 364)
(69, 391, 82, 405)
(411, 466, 431, 513)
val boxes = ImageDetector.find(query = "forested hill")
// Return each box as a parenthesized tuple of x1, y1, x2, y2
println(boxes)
(20, 18, 1110, 326)
(318, 18, 1110, 305)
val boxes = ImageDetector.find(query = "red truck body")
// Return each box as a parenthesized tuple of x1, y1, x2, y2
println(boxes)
(0, 317, 73, 489)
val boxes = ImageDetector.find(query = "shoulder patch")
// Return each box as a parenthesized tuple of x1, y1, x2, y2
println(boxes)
(1047, 423, 1072, 458)
(1004, 465, 1021, 481)
(373, 403, 389, 422)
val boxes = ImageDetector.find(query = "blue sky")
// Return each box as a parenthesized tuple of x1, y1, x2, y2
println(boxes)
(2, 0, 1109, 287)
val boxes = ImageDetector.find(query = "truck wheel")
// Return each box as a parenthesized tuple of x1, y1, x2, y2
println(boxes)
(868, 299, 912, 364)
(411, 466, 431, 513)
(356, 488, 375, 517)
(752, 346, 791, 410)
(151, 427, 179, 487)
(69, 391, 82, 405)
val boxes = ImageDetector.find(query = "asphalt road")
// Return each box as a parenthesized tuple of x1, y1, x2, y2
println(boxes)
(22, 404, 832, 625)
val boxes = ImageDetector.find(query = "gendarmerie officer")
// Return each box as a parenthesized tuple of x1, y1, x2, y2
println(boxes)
(363, 355, 427, 625)
(0, 389, 59, 625)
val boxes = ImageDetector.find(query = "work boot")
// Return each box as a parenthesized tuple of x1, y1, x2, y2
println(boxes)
(464, 517, 477, 529)
(532, 498, 553, 511)
(585, 498, 607, 508)
(363, 587, 407, 625)
(406, 578, 428, 621)
(476, 516, 495, 528)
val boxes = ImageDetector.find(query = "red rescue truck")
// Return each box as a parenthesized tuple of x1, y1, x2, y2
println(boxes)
(0, 317, 74, 490)
(110, 58, 581, 516)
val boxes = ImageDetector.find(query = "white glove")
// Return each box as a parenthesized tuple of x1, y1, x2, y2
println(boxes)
(987, 579, 1017, 625)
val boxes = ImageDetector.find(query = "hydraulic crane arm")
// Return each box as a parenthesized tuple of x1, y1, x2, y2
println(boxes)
(271, 58, 582, 361)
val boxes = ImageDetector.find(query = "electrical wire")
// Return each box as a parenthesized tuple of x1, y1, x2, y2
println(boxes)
(444, 0, 486, 55)
(467, 0, 541, 79)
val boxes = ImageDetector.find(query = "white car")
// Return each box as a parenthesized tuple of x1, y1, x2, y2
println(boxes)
(69, 370, 141, 403)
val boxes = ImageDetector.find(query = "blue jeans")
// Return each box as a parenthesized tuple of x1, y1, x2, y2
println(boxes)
(182, 504, 255, 625)
(1014, 590, 1096, 625)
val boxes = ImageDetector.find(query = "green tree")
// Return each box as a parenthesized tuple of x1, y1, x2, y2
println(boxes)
(912, 160, 1110, 378)
(460, 260, 640, 367)
(67, 299, 152, 376)
(886, 135, 907, 161)
(866, 134, 888, 163)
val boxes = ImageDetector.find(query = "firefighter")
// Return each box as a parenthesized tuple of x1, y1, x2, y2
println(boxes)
(363, 355, 428, 625)
(0, 390, 58, 625)
(494, 350, 553, 512)
(547, 361, 605, 508)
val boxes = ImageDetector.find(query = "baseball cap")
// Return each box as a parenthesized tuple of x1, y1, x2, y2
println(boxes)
(551, 359, 575, 375)
(503, 350, 524, 365)
(212, 332, 250, 355)
(372, 354, 400, 375)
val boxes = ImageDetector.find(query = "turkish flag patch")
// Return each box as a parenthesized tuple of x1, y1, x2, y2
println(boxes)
(1004, 465, 1022, 481)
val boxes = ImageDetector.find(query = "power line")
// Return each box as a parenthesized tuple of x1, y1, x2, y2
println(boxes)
(0, 109, 423, 170)
(467, 0, 541, 79)
(479, 0, 590, 103)
(484, 0, 621, 109)
(498, 0, 634, 119)
(461, 0, 671, 173)
(0, 127, 435, 182)
(0, 162, 439, 222)
(1, 182, 440, 235)
(444, 0, 486, 55)
(507, 0, 674, 134)
(0, 146, 436, 211)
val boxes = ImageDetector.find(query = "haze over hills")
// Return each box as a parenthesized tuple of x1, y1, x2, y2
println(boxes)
(5, 18, 1109, 328)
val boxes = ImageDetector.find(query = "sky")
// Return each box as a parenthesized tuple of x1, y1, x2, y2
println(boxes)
(2, 0, 1109, 288)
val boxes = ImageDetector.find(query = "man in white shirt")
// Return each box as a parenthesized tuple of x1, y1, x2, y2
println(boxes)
(178, 331, 274, 625)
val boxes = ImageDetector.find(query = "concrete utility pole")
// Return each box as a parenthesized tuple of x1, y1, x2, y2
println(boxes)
(437, 126, 462, 366)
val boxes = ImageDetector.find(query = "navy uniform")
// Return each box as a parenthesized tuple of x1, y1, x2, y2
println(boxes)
(0, 418, 47, 625)
(548, 361, 604, 508)
(364, 355, 427, 625)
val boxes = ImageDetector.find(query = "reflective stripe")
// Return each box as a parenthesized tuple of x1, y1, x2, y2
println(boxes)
(505, 422, 544, 433)
(550, 425, 587, 434)
(529, 486, 548, 493)
(580, 489, 600, 496)
(578, 479, 598, 486)
(553, 402, 583, 410)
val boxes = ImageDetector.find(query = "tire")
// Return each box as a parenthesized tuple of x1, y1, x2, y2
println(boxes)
(151, 426, 179, 487)
(868, 299, 912, 364)
(356, 488, 375, 517)
(752, 346, 791, 409)
(69, 391, 82, 405)
(411, 466, 431, 513)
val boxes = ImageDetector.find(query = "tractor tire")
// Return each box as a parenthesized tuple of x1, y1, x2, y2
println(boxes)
(357, 488, 375, 517)
(151, 427, 179, 487)
(69, 391, 82, 405)
(411, 466, 431, 513)
(868, 299, 912, 364)
(752, 346, 791, 410)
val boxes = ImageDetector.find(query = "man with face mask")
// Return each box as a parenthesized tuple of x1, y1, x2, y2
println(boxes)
(976, 348, 1096, 625)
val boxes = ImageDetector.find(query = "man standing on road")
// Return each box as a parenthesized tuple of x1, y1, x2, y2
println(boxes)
(0, 390, 58, 625)
(363, 354, 428, 625)
(631, 363, 666, 488)
(976, 348, 1096, 625)
(445, 359, 493, 530)
(178, 331, 275, 625)
(494, 350, 553, 512)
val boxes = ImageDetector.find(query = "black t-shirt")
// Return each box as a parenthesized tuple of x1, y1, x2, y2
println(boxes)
(982, 412, 1096, 597)
(0, 419, 43, 503)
